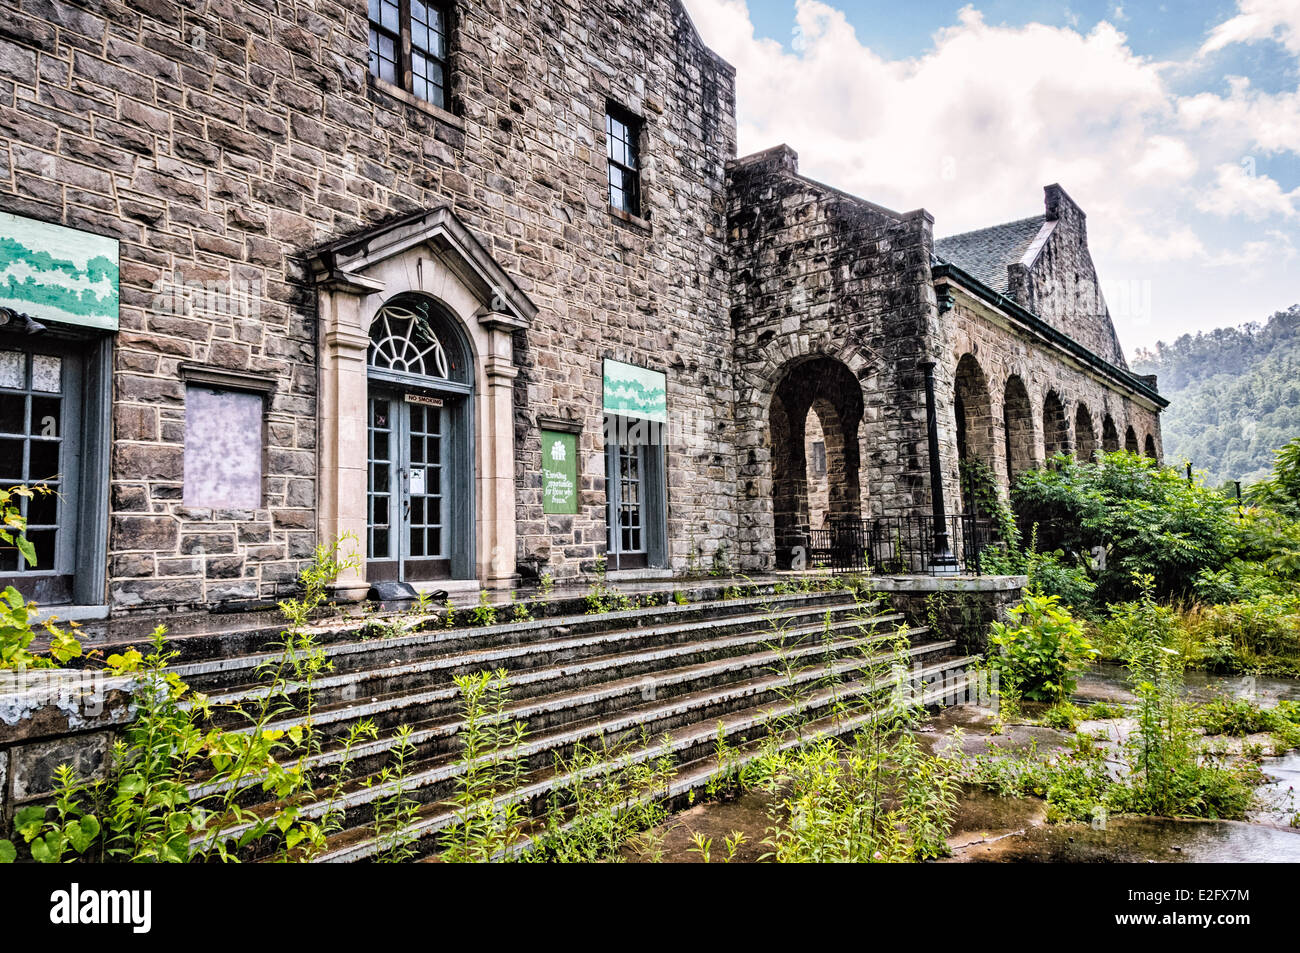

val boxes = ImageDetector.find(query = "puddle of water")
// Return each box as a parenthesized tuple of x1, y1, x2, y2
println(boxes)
(1253, 751, 1300, 826)
(948, 816, 1300, 863)
(1079, 662, 1300, 706)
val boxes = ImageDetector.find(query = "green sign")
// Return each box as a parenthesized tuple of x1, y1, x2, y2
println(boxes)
(541, 430, 578, 515)
(0, 212, 119, 331)
(603, 359, 667, 423)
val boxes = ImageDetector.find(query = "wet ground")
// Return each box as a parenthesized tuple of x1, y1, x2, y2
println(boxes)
(629, 663, 1300, 863)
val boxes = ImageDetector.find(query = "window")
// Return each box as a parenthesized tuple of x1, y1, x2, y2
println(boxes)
(368, 0, 451, 111)
(606, 104, 642, 216)
(183, 386, 264, 510)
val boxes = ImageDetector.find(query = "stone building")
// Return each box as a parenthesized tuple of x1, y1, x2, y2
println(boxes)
(0, 0, 1163, 620)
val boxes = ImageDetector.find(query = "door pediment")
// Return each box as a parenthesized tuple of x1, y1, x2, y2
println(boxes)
(307, 206, 537, 330)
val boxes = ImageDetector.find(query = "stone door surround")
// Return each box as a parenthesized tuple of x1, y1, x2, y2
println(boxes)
(308, 207, 537, 595)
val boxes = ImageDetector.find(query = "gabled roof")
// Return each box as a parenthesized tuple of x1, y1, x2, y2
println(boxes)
(933, 215, 1047, 294)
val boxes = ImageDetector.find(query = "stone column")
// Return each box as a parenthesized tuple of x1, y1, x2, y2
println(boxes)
(317, 285, 372, 600)
(477, 321, 518, 587)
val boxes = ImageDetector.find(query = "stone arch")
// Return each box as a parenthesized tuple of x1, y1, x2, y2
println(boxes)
(1075, 404, 1097, 460)
(954, 354, 996, 511)
(1042, 390, 1070, 459)
(953, 352, 992, 459)
(1144, 433, 1158, 459)
(1125, 425, 1140, 454)
(1002, 374, 1036, 481)
(1102, 414, 1120, 453)
(770, 355, 864, 567)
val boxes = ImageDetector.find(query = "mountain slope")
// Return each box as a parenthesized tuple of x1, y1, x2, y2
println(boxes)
(1131, 305, 1300, 487)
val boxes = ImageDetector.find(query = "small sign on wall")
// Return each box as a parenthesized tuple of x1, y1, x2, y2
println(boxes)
(541, 430, 578, 515)
(405, 393, 444, 407)
(0, 212, 119, 331)
(602, 359, 667, 423)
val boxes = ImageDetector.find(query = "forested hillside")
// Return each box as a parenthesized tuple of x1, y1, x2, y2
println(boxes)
(1131, 305, 1300, 488)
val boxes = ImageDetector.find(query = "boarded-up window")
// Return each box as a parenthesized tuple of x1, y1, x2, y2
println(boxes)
(183, 386, 263, 509)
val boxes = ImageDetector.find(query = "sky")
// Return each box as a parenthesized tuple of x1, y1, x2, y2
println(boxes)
(680, 0, 1300, 357)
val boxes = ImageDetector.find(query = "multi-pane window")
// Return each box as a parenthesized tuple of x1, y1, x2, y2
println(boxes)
(606, 105, 641, 216)
(0, 349, 64, 573)
(368, 0, 451, 111)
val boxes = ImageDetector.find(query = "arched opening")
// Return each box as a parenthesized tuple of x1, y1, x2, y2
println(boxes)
(1102, 415, 1120, 453)
(1144, 433, 1158, 459)
(770, 356, 863, 567)
(804, 400, 832, 529)
(1042, 391, 1070, 460)
(365, 293, 475, 583)
(1002, 375, 1036, 481)
(1075, 404, 1097, 460)
(1125, 425, 1140, 454)
(954, 354, 995, 510)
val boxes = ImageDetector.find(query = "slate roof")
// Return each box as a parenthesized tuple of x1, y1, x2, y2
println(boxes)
(933, 215, 1047, 294)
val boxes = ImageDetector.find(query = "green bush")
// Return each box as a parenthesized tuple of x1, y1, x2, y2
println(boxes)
(987, 593, 1097, 703)
(1012, 451, 1237, 602)
(1026, 549, 1097, 614)
(1181, 595, 1300, 674)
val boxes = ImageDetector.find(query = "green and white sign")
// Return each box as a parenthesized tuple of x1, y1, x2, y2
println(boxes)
(0, 212, 119, 331)
(602, 359, 667, 423)
(541, 430, 579, 515)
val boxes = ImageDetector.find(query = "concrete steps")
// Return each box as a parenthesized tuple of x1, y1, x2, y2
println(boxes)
(169, 584, 978, 862)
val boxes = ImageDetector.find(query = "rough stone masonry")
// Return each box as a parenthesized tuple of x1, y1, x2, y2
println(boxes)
(0, 0, 1163, 617)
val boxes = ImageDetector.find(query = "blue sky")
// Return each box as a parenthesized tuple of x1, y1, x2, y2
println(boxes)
(684, 0, 1300, 356)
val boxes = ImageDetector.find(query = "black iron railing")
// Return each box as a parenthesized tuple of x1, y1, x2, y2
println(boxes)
(805, 515, 1000, 575)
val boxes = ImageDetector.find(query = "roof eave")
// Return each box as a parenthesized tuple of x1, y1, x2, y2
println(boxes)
(933, 261, 1167, 409)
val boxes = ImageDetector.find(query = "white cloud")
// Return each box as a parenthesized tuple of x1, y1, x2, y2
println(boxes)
(1201, 0, 1300, 56)
(679, 0, 1300, 348)
(1197, 162, 1300, 219)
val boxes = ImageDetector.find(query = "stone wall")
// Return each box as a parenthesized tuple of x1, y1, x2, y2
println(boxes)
(0, 0, 737, 608)
(941, 293, 1164, 495)
(0, 672, 136, 829)
(727, 146, 940, 570)
(1007, 184, 1129, 370)
(877, 574, 1027, 655)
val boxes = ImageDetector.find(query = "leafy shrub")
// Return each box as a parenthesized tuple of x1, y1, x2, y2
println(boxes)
(1247, 436, 1300, 519)
(1026, 549, 1097, 614)
(987, 593, 1097, 703)
(1096, 582, 1181, 663)
(1012, 451, 1237, 602)
(1180, 595, 1300, 675)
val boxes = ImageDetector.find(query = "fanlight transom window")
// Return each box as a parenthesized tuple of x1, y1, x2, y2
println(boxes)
(368, 303, 451, 379)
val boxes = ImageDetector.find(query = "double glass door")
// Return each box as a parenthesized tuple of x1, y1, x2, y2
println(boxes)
(367, 390, 451, 582)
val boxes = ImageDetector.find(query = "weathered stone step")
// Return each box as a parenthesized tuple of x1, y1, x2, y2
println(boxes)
(314, 654, 978, 863)
(191, 600, 884, 722)
(171, 588, 862, 695)
(192, 619, 931, 801)
(212, 639, 962, 858)
(491, 667, 983, 864)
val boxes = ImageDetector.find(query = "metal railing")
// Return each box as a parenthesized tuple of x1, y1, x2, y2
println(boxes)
(805, 515, 1000, 575)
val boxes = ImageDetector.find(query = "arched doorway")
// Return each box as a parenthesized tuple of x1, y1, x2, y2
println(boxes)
(365, 293, 475, 583)
(1043, 391, 1070, 459)
(1125, 425, 1140, 453)
(1075, 404, 1097, 460)
(1144, 433, 1158, 459)
(1102, 415, 1120, 452)
(770, 356, 863, 567)
(954, 353, 995, 510)
(1002, 374, 1036, 481)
